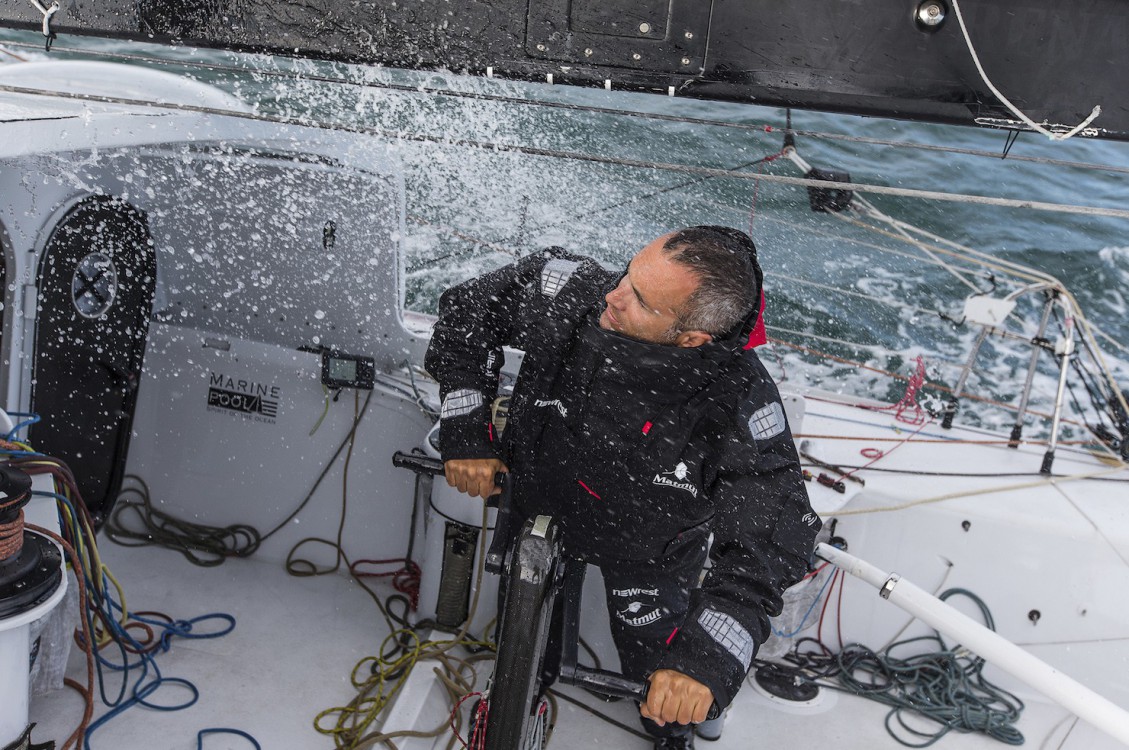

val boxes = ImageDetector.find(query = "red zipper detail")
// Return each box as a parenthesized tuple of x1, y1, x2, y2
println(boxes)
(577, 479, 601, 500)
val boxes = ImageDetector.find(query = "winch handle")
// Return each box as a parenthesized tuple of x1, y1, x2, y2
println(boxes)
(391, 451, 507, 495)
(392, 450, 513, 575)
(391, 451, 445, 476)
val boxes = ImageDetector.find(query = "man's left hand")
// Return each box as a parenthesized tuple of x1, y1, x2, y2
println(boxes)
(640, 669, 714, 727)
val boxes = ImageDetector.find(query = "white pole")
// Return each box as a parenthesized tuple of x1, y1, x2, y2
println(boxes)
(815, 543, 1129, 745)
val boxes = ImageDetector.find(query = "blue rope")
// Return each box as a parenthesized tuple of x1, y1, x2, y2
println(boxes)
(198, 729, 262, 750)
(4, 411, 40, 440)
(35, 487, 259, 749)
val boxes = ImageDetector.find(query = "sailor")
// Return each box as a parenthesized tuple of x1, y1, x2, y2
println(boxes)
(425, 226, 820, 749)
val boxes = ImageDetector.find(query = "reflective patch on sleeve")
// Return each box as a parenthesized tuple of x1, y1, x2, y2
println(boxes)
(695, 609, 749, 668)
(697, 609, 754, 671)
(441, 389, 483, 419)
(748, 402, 786, 441)
(540, 259, 580, 298)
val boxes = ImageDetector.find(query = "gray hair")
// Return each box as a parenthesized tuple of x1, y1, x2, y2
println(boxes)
(662, 226, 761, 336)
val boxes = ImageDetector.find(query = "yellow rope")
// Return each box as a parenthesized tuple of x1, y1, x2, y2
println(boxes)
(313, 504, 504, 750)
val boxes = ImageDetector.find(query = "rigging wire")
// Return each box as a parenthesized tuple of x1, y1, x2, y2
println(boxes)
(768, 271, 942, 320)
(846, 200, 982, 293)
(5, 82, 1129, 221)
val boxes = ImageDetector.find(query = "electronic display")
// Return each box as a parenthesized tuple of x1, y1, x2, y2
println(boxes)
(320, 350, 374, 390)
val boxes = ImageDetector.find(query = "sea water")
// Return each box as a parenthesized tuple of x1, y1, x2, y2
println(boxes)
(3, 31, 1127, 438)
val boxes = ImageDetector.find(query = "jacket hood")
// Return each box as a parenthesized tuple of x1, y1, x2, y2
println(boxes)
(714, 230, 765, 351)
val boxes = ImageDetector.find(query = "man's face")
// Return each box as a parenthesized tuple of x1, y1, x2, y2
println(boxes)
(598, 235, 700, 345)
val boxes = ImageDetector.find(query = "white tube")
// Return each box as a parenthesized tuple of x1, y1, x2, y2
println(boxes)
(0, 528, 68, 745)
(816, 543, 1129, 745)
(0, 623, 31, 744)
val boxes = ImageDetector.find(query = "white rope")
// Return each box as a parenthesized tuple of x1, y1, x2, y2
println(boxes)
(846, 202, 1057, 286)
(831, 465, 1127, 516)
(950, 0, 1101, 141)
(846, 197, 982, 293)
(27, 0, 59, 43)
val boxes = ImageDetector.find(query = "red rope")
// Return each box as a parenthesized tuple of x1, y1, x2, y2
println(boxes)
(451, 691, 486, 749)
(350, 558, 422, 610)
(577, 479, 601, 500)
(840, 416, 935, 483)
(866, 355, 929, 425)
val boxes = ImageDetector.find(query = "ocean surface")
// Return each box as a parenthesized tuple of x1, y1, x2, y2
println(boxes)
(3, 31, 1128, 439)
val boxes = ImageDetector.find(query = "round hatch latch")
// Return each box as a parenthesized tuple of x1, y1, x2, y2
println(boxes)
(71, 251, 119, 318)
(915, 1, 947, 30)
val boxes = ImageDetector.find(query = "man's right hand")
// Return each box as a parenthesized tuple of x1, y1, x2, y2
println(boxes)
(444, 458, 508, 498)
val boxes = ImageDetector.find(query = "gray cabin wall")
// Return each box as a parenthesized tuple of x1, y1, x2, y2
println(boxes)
(0, 113, 436, 557)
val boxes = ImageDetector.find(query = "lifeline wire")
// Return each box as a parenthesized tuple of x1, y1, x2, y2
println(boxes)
(5, 82, 1129, 221)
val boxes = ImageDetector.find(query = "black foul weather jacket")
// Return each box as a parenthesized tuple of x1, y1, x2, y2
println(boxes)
(424, 247, 821, 709)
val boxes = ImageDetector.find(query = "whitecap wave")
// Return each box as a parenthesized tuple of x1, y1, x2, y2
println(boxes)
(1099, 245, 1129, 268)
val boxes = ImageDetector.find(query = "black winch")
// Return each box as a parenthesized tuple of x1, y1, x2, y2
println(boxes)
(0, 465, 63, 619)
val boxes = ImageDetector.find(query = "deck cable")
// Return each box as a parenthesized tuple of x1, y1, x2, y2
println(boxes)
(760, 573, 1025, 748)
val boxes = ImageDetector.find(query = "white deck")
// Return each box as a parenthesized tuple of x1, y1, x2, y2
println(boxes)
(27, 534, 1118, 750)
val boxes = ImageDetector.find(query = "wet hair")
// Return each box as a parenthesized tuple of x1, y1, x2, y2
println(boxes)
(661, 226, 762, 336)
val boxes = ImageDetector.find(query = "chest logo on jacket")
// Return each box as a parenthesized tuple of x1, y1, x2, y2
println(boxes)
(652, 461, 698, 498)
(612, 587, 664, 627)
